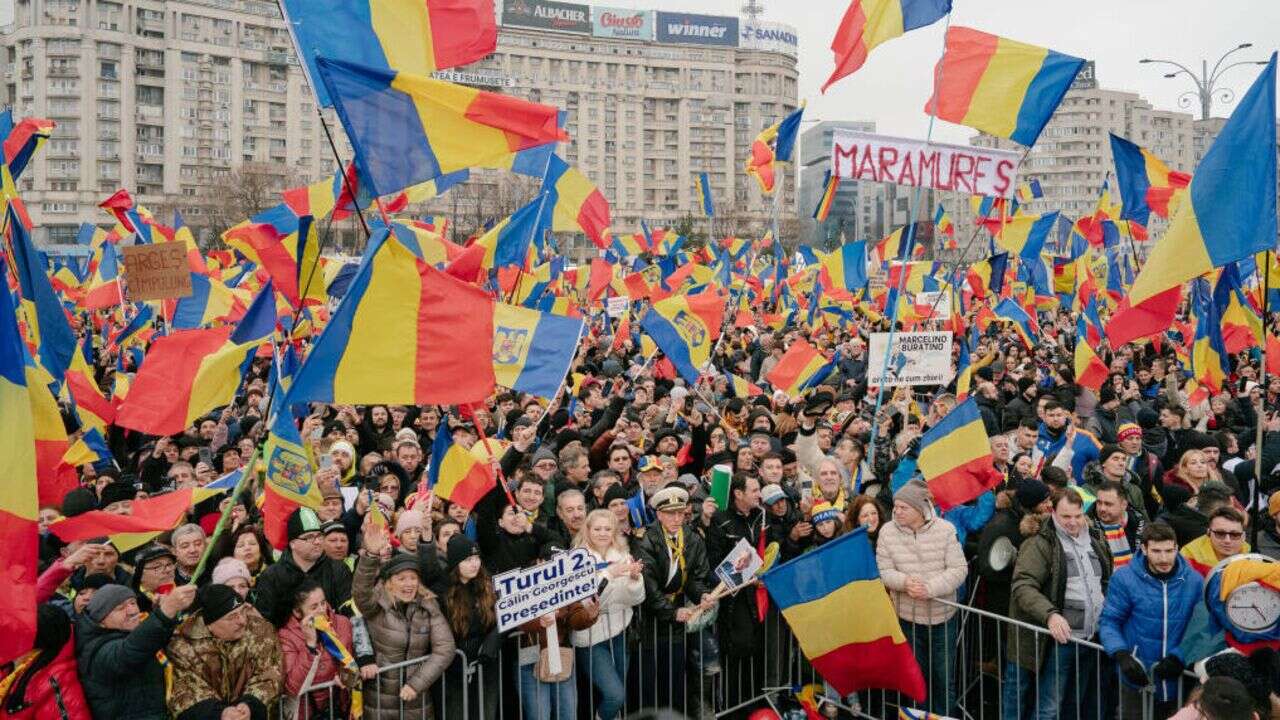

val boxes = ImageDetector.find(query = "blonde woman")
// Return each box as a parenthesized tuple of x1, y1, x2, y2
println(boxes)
(570, 510, 644, 720)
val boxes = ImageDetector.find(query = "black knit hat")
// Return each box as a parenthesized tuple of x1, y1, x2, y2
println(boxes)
(286, 507, 322, 542)
(61, 487, 98, 518)
(199, 583, 245, 626)
(98, 482, 136, 509)
(446, 535, 479, 571)
(379, 553, 421, 581)
(602, 484, 630, 507)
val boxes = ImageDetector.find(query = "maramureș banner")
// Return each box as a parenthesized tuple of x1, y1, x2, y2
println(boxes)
(831, 129, 1022, 199)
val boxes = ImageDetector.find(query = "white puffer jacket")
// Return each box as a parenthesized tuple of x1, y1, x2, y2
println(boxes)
(876, 515, 967, 625)
(570, 546, 645, 647)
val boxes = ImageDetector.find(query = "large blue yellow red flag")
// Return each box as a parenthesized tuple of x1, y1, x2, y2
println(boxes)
(171, 273, 241, 329)
(1074, 315, 1108, 392)
(223, 215, 325, 310)
(762, 527, 925, 699)
(918, 397, 1003, 509)
(492, 303, 584, 399)
(280, 0, 496, 107)
(639, 291, 725, 383)
(819, 241, 868, 293)
(924, 26, 1085, 146)
(823, 0, 951, 92)
(289, 228, 496, 405)
(965, 252, 1008, 298)
(1109, 133, 1191, 226)
(115, 287, 276, 436)
(315, 57, 567, 198)
(543, 153, 611, 248)
(0, 258, 39, 665)
(766, 338, 832, 398)
(1129, 55, 1276, 306)
(0, 112, 54, 180)
(428, 423, 495, 510)
(8, 208, 76, 381)
(993, 212, 1058, 259)
(259, 394, 326, 548)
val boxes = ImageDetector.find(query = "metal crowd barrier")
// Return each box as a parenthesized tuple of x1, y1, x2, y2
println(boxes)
(280, 597, 1197, 720)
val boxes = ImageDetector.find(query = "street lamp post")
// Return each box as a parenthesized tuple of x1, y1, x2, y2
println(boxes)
(1139, 43, 1270, 120)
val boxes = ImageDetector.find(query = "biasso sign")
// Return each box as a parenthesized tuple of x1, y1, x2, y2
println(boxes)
(592, 7, 652, 40)
(739, 21, 798, 58)
(655, 11, 739, 47)
(502, 0, 590, 34)
(831, 129, 1022, 199)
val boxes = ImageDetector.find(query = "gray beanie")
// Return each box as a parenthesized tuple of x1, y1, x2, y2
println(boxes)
(86, 584, 136, 623)
(531, 447, 558, 467)
(894, 478, 933, 519)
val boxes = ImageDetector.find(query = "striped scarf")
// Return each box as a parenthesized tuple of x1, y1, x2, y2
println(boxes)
(1102, 522, 1132, 568)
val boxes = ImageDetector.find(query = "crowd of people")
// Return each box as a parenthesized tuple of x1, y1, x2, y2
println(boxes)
(9, 305, 1280, 720)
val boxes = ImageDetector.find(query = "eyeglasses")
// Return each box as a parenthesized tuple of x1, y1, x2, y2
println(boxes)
(146, 560, 176, 572)
(1210, 529, 1244, 540)
(295, 532, 324, 543)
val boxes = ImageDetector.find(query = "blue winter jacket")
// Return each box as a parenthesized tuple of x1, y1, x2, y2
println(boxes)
(1098, 552, 1203, 701)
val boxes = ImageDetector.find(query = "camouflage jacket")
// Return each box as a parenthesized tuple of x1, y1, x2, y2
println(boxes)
(166, 609, 282, 719)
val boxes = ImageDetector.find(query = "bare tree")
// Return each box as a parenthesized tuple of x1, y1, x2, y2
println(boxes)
(201, 163, 289, 239)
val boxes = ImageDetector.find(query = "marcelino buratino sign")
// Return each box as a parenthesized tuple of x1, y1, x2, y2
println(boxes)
(502, 0, 591, 34)
(654, 11, 739, 47)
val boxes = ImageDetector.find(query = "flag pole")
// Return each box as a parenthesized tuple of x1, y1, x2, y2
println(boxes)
(1253, 249, 1271, 548)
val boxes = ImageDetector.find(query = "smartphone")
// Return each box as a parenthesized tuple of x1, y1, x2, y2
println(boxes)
(198, 447, 212, 466)
(318, 454, 334, 471)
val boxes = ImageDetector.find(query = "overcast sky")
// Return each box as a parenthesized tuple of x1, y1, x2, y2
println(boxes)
(610, 0, 1278, 144)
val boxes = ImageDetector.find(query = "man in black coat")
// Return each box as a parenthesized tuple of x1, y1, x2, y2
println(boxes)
(632, 486, 713, 715)
(705, 474, 765, 708)
(253, 508, 353, 626)
(76, 582, 197, 720)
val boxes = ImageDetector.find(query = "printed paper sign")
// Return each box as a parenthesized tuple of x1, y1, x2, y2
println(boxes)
(607, 295, 630, 318)
(831, 129, 1022, 199)
(121, 243, 192, 301)
(867, 331, 954, 387)
(494, 548, 598, 632)
(914, 291, 952, 321)
(714, 538, 763, 591)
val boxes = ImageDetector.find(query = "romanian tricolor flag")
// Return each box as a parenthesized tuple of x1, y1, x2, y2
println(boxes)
(765, 339, 832, 398)
(745, 105, 804, 194)
(316, 57, 567, 198)
(876, 223, 927, 263)
(819, 241, 868, 293)
(933, 203, 955, 243)
(66, 353, 115, 432)
(428, 423, 494, 510)
(261, 401, 327, 549)
(723, 371, 764, 399)
(812, 171, 840, 221)
(1109, 133, 1191, 225)
(492, 303, 583, 399)
(917, 397, 1003, 510)
(1129, 55, 1276, 307)
(991, 297, 1038, 350)
(924, 26, 1085, 146)
(638, 291, 724, 383)
(822, 0, 951, 92)
(1189, 278, 1228, 395)
(698, 172, 715, 217)
(1, 113, 54, 180)
(170, 273, 243, 329)
(116, 287, 275, 436)
(0, 262, 39, 664)
(289, 228, 496, 405)
(1074, 316, 1109, 392)
(9, 211, 76, 382)
(223, 215, 326, 310)
(992, 212, 1058, 259)
(544, 154, 611, 249)
(1215, 264, 1262, 354)
(965, 252, 1008, 298)
(1016, 179, 1044, 204)
(763, 527, 925, 700)
(281, 0, 496, 107)
(472, 192, 553, 271)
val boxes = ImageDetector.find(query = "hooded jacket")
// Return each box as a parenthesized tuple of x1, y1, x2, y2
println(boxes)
(876, 515, 967, 626)
(74, 607, 180, 720)
(1098, 552, 1203, 701)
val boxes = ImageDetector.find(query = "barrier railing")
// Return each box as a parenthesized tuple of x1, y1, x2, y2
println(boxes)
(279, 596, 1197, 720)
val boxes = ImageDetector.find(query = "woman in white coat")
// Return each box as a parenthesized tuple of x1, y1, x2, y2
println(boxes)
(570, 509, 644, 720)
